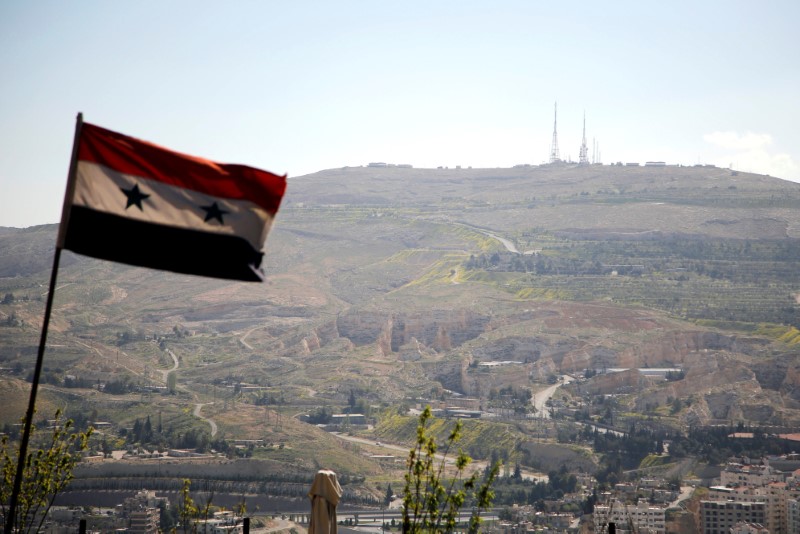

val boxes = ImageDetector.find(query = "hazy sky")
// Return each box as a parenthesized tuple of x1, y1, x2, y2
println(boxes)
(2, 1, 798, 228)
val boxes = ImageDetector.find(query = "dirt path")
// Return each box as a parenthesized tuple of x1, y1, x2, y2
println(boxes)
(240, 324, 276, 350)
(159, 348, 179, 382)
(193, 402, 218, 437)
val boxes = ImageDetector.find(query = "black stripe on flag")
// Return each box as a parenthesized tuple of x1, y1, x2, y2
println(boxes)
(63, 206, 265, 281)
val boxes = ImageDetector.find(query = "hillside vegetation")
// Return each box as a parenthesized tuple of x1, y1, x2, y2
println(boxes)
(1, 163, 799, 495)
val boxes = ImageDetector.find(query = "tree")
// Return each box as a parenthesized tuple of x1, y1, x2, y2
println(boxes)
(101, 438, 113, 458)
(144, 415, 153, 442)
(132, 418, 143, 443)
(1, 410, 93, 533)
(159, 499, 177, 532)
(513, 463, 522, 481)
(602, 406, 614, 426)
(401, 407, 499, 534)
(178, 478, 198, 534)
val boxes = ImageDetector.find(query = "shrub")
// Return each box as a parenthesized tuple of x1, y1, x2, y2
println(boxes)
(1, 410, 92, 533)
(402, 407, 499, 534)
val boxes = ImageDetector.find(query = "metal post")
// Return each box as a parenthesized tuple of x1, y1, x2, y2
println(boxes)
(5, 248, 62, 534)
(79, 518, 87, 534)
(242, 517, 249, 534)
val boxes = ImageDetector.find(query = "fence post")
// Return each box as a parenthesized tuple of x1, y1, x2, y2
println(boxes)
(242, 517, 249, 534)
(79, 519, 87, 534)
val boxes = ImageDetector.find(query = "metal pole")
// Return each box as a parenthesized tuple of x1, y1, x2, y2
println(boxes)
(5, 113, 82, 534)
(5, 247, 63, 534)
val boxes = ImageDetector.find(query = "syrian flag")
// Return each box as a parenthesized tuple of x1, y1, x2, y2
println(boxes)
(58, 119, 287, 281)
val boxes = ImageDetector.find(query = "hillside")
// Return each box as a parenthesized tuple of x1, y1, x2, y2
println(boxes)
(1, 163, 800, 484)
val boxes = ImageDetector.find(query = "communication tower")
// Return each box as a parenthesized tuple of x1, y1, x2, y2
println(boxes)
(549, 102, 561, 164)
(579, 112, 589, 165)
(592, 138, 602, 165)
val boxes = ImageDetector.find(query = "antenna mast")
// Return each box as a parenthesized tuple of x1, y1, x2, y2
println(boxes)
(549, 102, 561, 163)
(579, 112, 589, 165)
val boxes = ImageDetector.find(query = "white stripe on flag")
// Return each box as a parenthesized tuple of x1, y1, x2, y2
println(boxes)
(74, 161, 273, 250)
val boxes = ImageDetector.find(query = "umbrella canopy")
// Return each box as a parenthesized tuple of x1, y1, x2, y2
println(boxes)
(308, 469, 343, 534)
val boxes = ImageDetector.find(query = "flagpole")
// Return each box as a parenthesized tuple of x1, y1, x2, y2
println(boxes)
(5, 113, 83, 534)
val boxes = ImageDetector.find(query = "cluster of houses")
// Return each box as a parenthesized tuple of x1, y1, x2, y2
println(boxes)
(699, 455, 800, 534)
(585, 455, 800, 534)
(45, 490, 244, 534)
(488, 475, 678, 533)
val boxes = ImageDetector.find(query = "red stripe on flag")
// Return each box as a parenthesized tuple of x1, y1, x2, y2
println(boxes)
(78, 123, 286, 214)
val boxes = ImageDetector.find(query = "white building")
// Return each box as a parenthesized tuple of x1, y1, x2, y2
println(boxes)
(721, 461, 784, 487)
(593, 499, 666, 533)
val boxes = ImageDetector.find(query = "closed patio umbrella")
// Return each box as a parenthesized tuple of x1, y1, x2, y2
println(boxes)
(308, 469, 343, 534)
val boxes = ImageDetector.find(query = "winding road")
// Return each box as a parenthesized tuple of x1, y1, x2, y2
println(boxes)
(193, 403, 218, 437)
(158, 345, 219, 437)
(159, 348, 179, 382)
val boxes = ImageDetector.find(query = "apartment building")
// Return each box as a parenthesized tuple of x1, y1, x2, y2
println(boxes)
(700, 500, 767, 534)
(593, 499, 666, 533)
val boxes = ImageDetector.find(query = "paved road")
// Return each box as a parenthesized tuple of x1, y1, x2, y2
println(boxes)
(448, 222, 520, 255)
(532, 375, 575, 418)
(484, 232, 519, 254)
